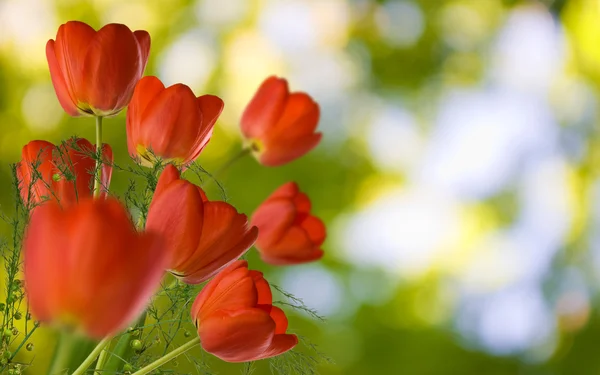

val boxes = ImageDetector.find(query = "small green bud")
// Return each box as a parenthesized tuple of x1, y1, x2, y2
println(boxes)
(123, 363, 133, 372)
(11, 327, 18, 336)
(0, 303, 5, 311)
(3, 329, 12, 338)
(130, 339, 142, 350)
(8, 369, 15, 375)
(3, 350, 11, 359)
(26, 343, 33, 351)
(52, 173, 61, 182)
(184, 330, 191, 338)
(14, 312, 22, 320)
(0, 358, 7, 366)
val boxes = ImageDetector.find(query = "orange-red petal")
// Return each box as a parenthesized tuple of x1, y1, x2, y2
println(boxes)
(24, 198, 166, 338)
(82, 24, 143, 114)
(127, 76, 165, 157)
(146, 179, 204, 271)
(252, 199, 295, 249)
(241, 76, 289, 138)
(199, 308, 275, 362)
(136, 84, 202, 159)
(259, 133, 322, 167)
(53, 21, 96, 109)
(186, 95, 224, 164)
(254, 334, 298, 361)
(178, 201, 257, 283)
(46, 40, 79, 116)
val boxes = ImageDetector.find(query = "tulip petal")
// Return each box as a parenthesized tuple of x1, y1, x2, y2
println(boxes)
(74, 200, 166, 337)
(180, 202, 257, 283)
(146, 180, 204, 272)
(191, 260, 249, 319)
(18, 141, 56, 205)
(254, 334, 298, 361)
(270, 93, 320, 138)
(293, 192, 312, 214)
(133, 30, 151, 73)
(152, 164, 181, 200)
(241, 76, 289, 139)
(46, 40, 79, 116)
(252, 199, 295, 249)
(259, 133, 322, 167)
(250, 270, 273, 305)
(261, 249, 324, 266)
(269, 306, 289, 334)
(185, 95, 224, 164)
(24, 202, 70, 322)
(83, 24, 143, 115)
(54, 21, 96, 110)
(192, 267, 258, 319)
(199, 308, 275, 363)
(54, 138, 96, 205)
(300, 215, 326, 246)
(137, 84, 202, 160)
(261, 226, 324, 265)
(24, 198, 166, 338)
(267, 182, 299, 201)
(127, 76, 165, 158)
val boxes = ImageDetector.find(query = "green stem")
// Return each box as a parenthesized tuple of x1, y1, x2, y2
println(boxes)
(48, 332, 96, 375)
(71, 337, 111, 375)
(93, 116, 103, 198)
(130, 337, 200, 375)
(94, 340, 111, 374)
(103, 312, 147, 373)
(212, 147, 250, 178)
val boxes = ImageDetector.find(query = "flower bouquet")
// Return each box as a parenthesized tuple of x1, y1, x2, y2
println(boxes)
(0, 21, 327, 375)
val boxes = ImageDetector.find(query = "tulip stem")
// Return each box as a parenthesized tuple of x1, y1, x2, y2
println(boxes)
(71, 336, 111, 375)
(212, 147, 251, 178)
(131, 337, 200, 375)
(94, 340, 110, 374)
(93, 116, 103, 198)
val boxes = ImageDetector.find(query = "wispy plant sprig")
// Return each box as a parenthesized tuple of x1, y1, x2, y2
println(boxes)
(0, 163, 39, 373)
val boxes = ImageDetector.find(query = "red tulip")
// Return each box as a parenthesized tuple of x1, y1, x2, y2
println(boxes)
(252, 182, 325, 265)
(191, 260, 297, 362)
(241, 76, 321, 166)
(46, 21, 150, 117)
(23, 198, 166, 338)
(127, 76, 224, 168)
(17, 138, 113, 207)
(146, 164, 257, 283)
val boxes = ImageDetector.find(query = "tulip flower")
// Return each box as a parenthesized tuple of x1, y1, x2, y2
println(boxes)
(127, 76, 224, 168)
(146, 164, 257, 283)
(252, 182, 325, 265)
(46, 21, 150, 117)
(240, 76, 321, 167)
(191, 260, 297, 362)
(23, 198, 166, 338)
(17, 138, 113, 207)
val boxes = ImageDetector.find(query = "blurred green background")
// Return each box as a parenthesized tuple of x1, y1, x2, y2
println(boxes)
(5, 0, 600, 373)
